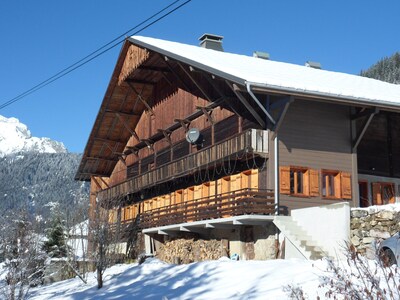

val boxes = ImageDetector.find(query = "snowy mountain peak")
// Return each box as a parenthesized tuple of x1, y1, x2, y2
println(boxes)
(0, 115, 67, 157)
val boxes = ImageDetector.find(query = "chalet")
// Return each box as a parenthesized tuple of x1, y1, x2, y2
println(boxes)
(76, 34, 400, 261)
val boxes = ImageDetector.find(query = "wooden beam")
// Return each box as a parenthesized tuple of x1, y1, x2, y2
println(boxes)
(157, 129, 172, 145)
(77, 171, 110, 178)
(94, 137, 126, 144)
(203, 74, 242, 116)
(140, 139, 155, 151)
(138, 65, 170, 72)
(86, 156, 119, 162)
(124, 146, 140, 156)
(271, 96, 294, 139)
(174, 118, 191, 132)
(105, 110, 140, 117)
(160, 72, 174, 86)
(197, 106, 215, 124)
(270, 97, 293, 111)
(124, 101, 220, 155)
(352, 108, 379, 152)
(98, 177, 110, 189)
(246, 83, 276, 126)
(91, 176, 102, 190)
(115, 113, 140, 142)
(126, 78, 157, 85)
(228, 82, 265, 128)
(118, 156, 126, 166)
(178, 62, 213, 102)
(101, 140, 119, 154)
(351, 108, 377, 120)
(162, 56, 192, 91)
(126, 81, 155, 116)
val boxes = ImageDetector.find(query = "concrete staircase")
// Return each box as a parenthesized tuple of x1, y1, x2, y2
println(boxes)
(274, 216, 329, 260)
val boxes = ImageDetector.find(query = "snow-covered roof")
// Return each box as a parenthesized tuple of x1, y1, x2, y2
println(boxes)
(130, 36, 400, 110)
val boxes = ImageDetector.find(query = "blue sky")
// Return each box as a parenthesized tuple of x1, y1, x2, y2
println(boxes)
(1, 0, 399, 153)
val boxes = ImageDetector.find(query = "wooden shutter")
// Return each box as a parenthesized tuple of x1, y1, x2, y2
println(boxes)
(333, 173, 340, 198)
(280, 166, 290, 194)
(121, 207, 126, 222)
(372, 183, 381, 205)
(309, 169, 320, 196)
(341, 172, 352, 199)
(303, 169, 310, 195)
(251, 169, 259, 189)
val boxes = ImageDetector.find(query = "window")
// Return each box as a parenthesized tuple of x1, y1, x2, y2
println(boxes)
(321, 170, 352, 200)
(280, 166, 319, 197)
(372, 182, 395, 205)
(322, 170, 339, 198)
(290, 168, 307, 195)
(359, 181, 369, 207)
(280, 166, 351, 199)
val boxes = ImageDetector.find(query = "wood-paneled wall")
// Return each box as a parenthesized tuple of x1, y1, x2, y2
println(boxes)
(125, 89, 234, 166)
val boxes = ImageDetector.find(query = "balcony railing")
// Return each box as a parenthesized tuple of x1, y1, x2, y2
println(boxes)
(98, 129, 268, 203)
(139, 188, 274, 229)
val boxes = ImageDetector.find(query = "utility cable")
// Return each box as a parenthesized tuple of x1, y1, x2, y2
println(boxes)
(0, 0, 191, 111)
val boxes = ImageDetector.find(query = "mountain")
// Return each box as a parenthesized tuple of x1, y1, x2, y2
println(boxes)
(0, 115, 88, 223)
(0, 115, 67, 157)
(360, 52, 400, 84)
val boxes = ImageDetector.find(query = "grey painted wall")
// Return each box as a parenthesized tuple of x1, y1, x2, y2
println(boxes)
(268, 99, 355, 212)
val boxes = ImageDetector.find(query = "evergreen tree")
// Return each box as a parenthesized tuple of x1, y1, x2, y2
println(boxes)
(0, 152, 89, 223)
(43, 216, 69, 258)
(360, 51, 400, 84)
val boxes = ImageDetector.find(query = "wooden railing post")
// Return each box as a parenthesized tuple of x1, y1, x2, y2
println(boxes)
(134, 188, 275, 229)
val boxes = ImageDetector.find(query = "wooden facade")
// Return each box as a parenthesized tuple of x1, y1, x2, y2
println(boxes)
(76, 36, 400, 252)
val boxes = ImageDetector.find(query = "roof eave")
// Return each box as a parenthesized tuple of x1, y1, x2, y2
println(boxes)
(75, 40, 133, 181)
(247, 81, 400, 112)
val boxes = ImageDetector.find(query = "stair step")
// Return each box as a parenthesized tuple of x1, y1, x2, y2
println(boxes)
(274, 216, 328, 260)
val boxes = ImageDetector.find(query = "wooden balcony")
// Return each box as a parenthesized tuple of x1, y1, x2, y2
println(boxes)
(98, 129, 268, 203)
(139, 188, 275, 229)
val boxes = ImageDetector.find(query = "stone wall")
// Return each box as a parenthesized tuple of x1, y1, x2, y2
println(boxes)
(350, 208, 400, 257)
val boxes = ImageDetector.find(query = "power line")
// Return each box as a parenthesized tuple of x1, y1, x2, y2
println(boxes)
(0, 0, 191, 111)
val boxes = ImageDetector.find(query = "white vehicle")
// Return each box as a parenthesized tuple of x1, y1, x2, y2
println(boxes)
(379, 232, 400, 266)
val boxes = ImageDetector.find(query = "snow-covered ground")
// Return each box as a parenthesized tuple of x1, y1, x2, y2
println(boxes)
(24, 258, 327, 299)
(1, 255, 398, 299)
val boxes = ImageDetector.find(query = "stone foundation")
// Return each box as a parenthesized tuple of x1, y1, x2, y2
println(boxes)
(350, 207, 400, 257)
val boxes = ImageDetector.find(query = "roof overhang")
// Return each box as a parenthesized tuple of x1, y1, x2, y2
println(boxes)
(128, 36, 245, 87)
(75, 41, 152, 181)
(129, 36, 400, 112)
